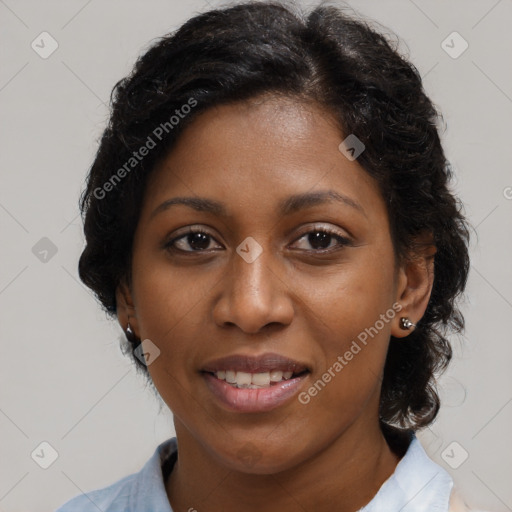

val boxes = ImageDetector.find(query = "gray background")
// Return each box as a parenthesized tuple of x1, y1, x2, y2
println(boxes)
(1, 0, 511, 511)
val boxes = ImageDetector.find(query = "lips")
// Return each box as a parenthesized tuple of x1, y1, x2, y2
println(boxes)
(201, 352, 310, 413)
(202, 352, 310, 374)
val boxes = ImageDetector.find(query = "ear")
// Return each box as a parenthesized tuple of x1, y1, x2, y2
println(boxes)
(115, 276, 140, 339)
(391, 233, 436, 338)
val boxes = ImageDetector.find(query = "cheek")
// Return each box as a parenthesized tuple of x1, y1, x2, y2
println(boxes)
(131, 243, 212, 339)
(129, 252, 208, 397)
(303, 251, 397, 398)
(309, 252, 397, 343)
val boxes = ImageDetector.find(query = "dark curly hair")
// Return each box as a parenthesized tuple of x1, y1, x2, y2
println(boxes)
(78, 0, 470, 431)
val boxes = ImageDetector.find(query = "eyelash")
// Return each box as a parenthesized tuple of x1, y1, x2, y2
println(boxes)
(164, 226, 352, 254)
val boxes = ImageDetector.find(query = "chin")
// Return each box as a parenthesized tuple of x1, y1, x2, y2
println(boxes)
(210, 439, 307, 475)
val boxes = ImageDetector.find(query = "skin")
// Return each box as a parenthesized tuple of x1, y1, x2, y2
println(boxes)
(116, 94, 435, 512)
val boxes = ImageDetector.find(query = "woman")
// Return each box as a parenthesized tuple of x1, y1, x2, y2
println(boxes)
(56, 1, 481, 510)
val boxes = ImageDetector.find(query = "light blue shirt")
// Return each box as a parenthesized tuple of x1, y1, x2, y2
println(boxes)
(55, 434, 455, 511)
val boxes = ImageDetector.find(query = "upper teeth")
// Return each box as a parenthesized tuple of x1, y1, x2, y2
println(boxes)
(215, 370, 294, 388)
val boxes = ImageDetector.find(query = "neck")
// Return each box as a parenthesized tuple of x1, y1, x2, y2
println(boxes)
(165, 417, 406, 512)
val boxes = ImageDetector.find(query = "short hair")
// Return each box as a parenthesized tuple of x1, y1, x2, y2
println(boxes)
(78, 0, 470, 431)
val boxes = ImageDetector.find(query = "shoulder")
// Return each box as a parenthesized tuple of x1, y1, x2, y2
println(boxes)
(449, 486, 493, 512)
(54, 472, 137, 512)
(399, 436, 492, 512)
(54, 437, 178, 512)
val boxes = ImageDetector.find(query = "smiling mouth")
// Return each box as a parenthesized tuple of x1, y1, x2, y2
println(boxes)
(200, 352, 311, 411)
(203, 369, 310, 389)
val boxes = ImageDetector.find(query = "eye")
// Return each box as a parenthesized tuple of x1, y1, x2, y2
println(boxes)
(291, 226, 352, 253)
(165, 228, 222, 253)
(164, 225, 352, 255)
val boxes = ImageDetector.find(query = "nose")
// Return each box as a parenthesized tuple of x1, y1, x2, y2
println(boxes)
(212, 245, 294, 334)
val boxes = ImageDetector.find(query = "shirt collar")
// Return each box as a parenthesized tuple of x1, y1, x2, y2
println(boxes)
(134, 433, 453, 512)
(131, 437, 176, 511)
(359, 433, 454, 511)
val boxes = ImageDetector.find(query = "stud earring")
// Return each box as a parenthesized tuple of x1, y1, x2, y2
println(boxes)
(399, 317, 416, 330)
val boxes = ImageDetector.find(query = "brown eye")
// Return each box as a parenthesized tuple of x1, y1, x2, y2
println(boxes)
(292, 228, 352, 252)
(165, 229, 222, 253)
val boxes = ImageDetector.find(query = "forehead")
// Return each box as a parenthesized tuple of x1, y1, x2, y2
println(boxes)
(140, 95, 386, 225)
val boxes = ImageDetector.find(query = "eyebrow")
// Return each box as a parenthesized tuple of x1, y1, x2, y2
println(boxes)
(149, 189, 366, 220)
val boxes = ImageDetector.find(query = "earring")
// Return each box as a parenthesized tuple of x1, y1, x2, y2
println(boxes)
(125, 322, 138, 342)
(399, 317, 416, 330)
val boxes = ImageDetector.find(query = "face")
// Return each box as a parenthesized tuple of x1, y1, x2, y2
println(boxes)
(118, 95, 418, 474)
